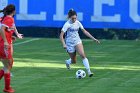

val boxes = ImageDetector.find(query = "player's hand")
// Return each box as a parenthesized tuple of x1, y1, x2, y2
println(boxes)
(17, 33, 23, 39)
(63, 44, 67, 49)
(4, 42, 10, 50)
(94, 39, 100, 44)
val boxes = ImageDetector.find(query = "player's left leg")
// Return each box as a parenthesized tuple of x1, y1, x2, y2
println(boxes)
(76, 43, 93, 77)
(11, 36, 17, 69)
(10, 45, 14, 69)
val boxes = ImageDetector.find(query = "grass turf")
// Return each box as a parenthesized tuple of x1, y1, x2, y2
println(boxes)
(0, 38, 140, 93)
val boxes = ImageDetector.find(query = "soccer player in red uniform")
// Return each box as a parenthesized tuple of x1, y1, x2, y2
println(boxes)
(0, 4, 23, 93)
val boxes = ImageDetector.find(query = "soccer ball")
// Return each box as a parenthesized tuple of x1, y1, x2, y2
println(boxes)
(76, 69, 86, 79)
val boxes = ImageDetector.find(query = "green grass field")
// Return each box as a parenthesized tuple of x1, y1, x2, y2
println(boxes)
(0, 38, 140, 93)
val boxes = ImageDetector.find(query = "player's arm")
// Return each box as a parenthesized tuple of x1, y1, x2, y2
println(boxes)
(78, 21, 100, 43)
(60, 23, 69, 49)
(0, 26, 9, 49)
(82, 29, 100, 44)
(14, 27, 23, 39)
(60, 31, 67, 49)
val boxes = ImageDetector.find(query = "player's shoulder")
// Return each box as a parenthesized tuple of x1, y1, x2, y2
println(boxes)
(75, 20, 83, 26)
(63, 20, 71, 26)
(2, 16, 14, 23)
(76, 20, 81, 24)
(66, 20, 71, 24)
(1, 16, 14, 28)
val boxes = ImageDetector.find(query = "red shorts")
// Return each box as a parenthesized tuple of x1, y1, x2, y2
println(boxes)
(0, 41, 12, 59)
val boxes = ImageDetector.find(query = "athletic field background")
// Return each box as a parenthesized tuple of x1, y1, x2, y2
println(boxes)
(0, 38, 140, 93)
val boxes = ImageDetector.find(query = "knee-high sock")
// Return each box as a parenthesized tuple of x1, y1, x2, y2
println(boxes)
(83, 58, 91, 73)
(4, 73, 11, 89)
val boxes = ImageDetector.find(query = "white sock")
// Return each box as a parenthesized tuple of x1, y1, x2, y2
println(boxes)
(83, 58, 91, 73)
(66, 58, 71, 65)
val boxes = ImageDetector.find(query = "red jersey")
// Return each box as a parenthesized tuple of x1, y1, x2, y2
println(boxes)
(0, 16, 15, 44)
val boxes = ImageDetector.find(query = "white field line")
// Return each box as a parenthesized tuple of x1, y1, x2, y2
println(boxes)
(13, 38, 40, 46)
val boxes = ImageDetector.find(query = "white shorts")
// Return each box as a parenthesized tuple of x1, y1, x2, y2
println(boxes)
(66, 40, 82, 53)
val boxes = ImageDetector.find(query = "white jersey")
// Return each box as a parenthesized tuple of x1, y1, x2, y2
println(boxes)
(62, 20, 84, 53)
(62, 20, 84, 44)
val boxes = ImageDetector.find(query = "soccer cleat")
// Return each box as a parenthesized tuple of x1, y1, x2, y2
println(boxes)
(3, 87, 15, 93)
(65, 60, 70, 69)
(88, 72, 94, 77)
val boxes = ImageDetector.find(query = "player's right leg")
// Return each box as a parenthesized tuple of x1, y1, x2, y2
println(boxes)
(2, 59, 15, 93)
(65, 52, 76, 69)
(65, 42, 77, 69)
(10, 44, 14, 69)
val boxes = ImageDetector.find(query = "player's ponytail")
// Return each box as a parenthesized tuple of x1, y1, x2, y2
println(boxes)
(1, 4, 15, 22)
(68, 8, 77, 18)
(0, 10, 4, 13)
(4, 4, 15, 15)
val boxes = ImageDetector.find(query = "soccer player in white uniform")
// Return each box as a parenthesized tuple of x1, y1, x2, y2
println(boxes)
(60, 9, 100, 77)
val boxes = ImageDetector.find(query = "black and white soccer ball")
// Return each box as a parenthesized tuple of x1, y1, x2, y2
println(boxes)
(76, 69, 86, 79)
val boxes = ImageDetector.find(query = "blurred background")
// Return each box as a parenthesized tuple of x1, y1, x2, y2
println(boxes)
(1, 0, 140, 40)
(0, 1, 140, 93)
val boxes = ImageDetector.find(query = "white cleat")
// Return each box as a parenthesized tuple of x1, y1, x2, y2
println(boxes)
(65, 60, 70, 69)
(88, 72, 94, 77)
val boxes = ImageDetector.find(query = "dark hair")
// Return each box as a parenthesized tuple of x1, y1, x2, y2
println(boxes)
(0, 4, 15, 22)
(0, 10, 4, 13)
(68, 9, 77, 18)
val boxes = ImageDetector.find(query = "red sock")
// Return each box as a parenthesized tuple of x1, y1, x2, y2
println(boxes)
(0, 69, 4, 80)
(4, 73, 11, 89)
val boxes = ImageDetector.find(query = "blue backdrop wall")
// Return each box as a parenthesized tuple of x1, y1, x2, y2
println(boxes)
(0, 0, 140, 29)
